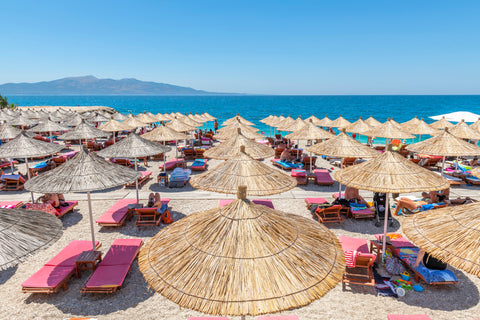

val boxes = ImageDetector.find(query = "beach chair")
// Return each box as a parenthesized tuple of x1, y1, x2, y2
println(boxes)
(159, 158, 185, 171)
(191, 159, 208, 171)
(434, 171, 465, 186)
(169, 168, 191, 187)
(338, 236, 376, 287)
(313, 205, 344, 223)
(304, 197, 328, 209)
(0, 160, 18, 169)
(0, 200, 23, 209)
(124, 171, 152, 188)
(302, 156, 317, 170)
(0, 173, 27, 191)
(182, 148, 196, 160)
(195, 148, 206, 158)
(420, 157, 441, 170)
(96, 199, 138, 227)
(111, 158, 134, 168)
(86, 141, 103, 151)
(152, 153, 165, 161)
(387, 315, 431, 320)
(219, 199, 274, 209)
(22, 240, 101, 294)
(342, 157, 357, 168)
(271, 159, 303, 171)
(135, 201, 170, 226)
(314, 169, 334, 186)
(25, 201, 78, 218)
(466, 175, 480, 185)
(291, 169, 307, 185)
(274, 148, 285, 158)
(257, 316, 299, 320)
(81, 238, 143, 294)
(349, 205, 375, 219)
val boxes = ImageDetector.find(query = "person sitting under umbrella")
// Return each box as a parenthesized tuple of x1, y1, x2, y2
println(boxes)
(38, 193, 68, 208)
(344, 186, 370, 207)
(280, 147, 294, 163)
(147, 192, 162, 207)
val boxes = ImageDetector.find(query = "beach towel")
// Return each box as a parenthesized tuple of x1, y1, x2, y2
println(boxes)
(344, 250, 357, 268)
(32, 161, 47, 169)
(192, 159, 206, 167)
(1, 174, 25, 182)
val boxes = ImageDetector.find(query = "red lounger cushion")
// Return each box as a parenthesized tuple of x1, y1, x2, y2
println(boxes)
(0, 201, 22, 208)
(291, 169, 306, 177)
(257, 316, 300, 320)
(140, 171, 152, 178)
(101, 239, 143, 266)
(96, 199, 137, 224)
(387, 315, 431, 320)
(159, 158, 184, 169)
(45, 240, 100, 267)
(56, 201, 78, 217)
(314, 169, 334, 184)
(352, 208, 374, 216)
(21, 265, 74, 288)
(85, 265, 130, 288)
(219, 199, 274, 209)
(338, 236, 376, 261)
(305, 198, 327, 205)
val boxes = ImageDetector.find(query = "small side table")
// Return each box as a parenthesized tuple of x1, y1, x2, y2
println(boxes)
(306, 173, 316, 183)
(158, 174, 169, 187)
(75, 250, 102, 277)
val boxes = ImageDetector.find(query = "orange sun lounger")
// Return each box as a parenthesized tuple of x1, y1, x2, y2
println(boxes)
(124, 171, 152, 188)
(96, 199, 138, 227)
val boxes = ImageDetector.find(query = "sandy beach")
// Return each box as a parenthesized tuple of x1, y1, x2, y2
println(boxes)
(1, 140, 479, 320)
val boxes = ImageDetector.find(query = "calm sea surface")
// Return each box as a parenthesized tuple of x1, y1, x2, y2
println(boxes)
(9, 95, 480, 142)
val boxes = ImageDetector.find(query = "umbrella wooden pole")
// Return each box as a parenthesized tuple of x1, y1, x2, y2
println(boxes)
(441, 156, 446, 177)
(25, 157, 34, 203)
(382, 192, 390, 262)
(175, 141, 178, 158)
(163, 141, 166, 173)
(338, 158, 344, 196)
(134, 158, 139, 204)
(87, 191, 97, 251)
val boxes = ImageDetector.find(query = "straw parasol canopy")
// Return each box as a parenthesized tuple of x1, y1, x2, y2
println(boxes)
(122, 115, 149, 129)
(136, 112, 158, 124)
(430, 116, 454, 130)
(89, 113, 110, 122)
(181, 116, 203, 128)
(277, 116, 308, 132)
(306, 131, 379, 158)
(402, 202, 480, 276)
(330, 115, 351, 128)
(222, 114, 255, 126)
(364, 115, 382, 127)
(9, 115, 38, 127)
(97, 133, 171, 159)
(407, 129, 480, 157)
(260, 114, 274, 124)
(316, 115, 334, 127)
(363, 119, 415, 139)
(215, 121, 263, 140)
(469, 118, 480, 132)
(334, 150, 450, 193)
(401, 118, 439, 136)
(305, 114, 323, 126)
(58, 120, 110, 140)
(155, 113, 171, 122)
(190, 146, 297, 196)
(28, 120, 70, 133)
(285, 120, 335, 140)
(166, 117, 197, 132)
(0, 208, 63, 270)
(112, 112, 128, 121)
(401, 116, 421, 128)
(0, 124, 28, 140)
(448, 120, 480, 139)
(61, 113, 84, 127)
(202, 112, 216, 121)
(141, 125, 189, 142)
(205, 129, 274, 160)
(0, 131, 63, 159)
(139, 186, 345, 316)
(98, 118, 130, 132)
(343, 117, 373, 134)
(273, 114, 295, 129)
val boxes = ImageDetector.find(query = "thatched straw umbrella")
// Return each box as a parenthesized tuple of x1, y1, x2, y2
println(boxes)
(27, 120, 70, 144)
(0, 208, 62, 270)
(343, 117, 373, 140)
(403, 202, 480, 276)
(61, 113, 84, 127)
(335, 149, 450, 257)
(430, 116, 455, 130)
(273, 114, 295, 131)
(469, 118, 480, 132)
(222, 114, 255, 126)
(305, 114, 323, 126)
(0, 131, 63, 202)
(141, 125, 189, 158)
(401, 118, 439, 140)
(215, 121, 263, 140)
(400, 116, 421, 129)
(123, 115, 149, 129)
(191, 146, 296, 196)
(317, 115, 334, 127)
(407, 129, 480, 176)
(89, 113, 110, 123)
(260, 114, 274, 124)
(25, 148, 140, 250)
(139, 185, 345, 316)
(97, 133, 171, 203)
(58, 120, 111, 143)
(448, 120, 480, 140)
(205, 129, 274, 160)
(136, 113, 158, 124)
(166, 117, 197, 132)
(112, 112, 128, 121)
(364, 115, 381, 127)
(155, 113, 171, 122)
(0, 124, 25, 140)
(277, 115, 308, 132)
(363, 119, 415, 145)
(98, 118, 130, 143)
(182, 116, 203, 128)
(9, 115, 38, 127)
(202, 112, 217, 121)
(330, 115, 351, 128)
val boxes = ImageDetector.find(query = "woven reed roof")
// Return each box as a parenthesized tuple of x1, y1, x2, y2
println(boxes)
(401, 118, 439, 135)
(28, 120, 70, 133)
(401, 116, 421, 128)
(205, 130, 274, 159)
(139, 190, 344, 316)
(470, 119, 480, 131)
(430, 116, 454, 130)
(0, 131, 63, 158)
(0, 208, 63, 270)
(316, 115, 334, 127)
(61, 113, 84, 127)
(9, 115, 38, 126)
(58, 121, 110, 140)
(123, 115, 149, 129)
(403, 202, 480, 276)
(305, 115, 323, 126)
(136, 113, 158, 124)
(222, 114, 255, 126)
(260, 114, 274, 124)
(156, 113, 172, 121)
(448, 120, 480, 139)
(0, 113, 14, 122)
(190, 147, 297, 196)
(89, 113, 110, 122)
(215, 121, 263, 140)
(277, 116, 308, 132)
(112, 112, 128, 121)
(334, 150, 450, 193)
(330, 115, 351, 128)
(0, 125, 24, 140)
(98, 118, 130, 132)
(273, 115, 295, 129)
(187, 113, 206, 123)
(97, 133, 171, 158)
(25, 148, 141, 193)
(363, 119, 415, 139)
(285, 120, 335, 140)
(306, 131, 379, 158)
(181, 116, 203, 127)
(343, 117, 373, 134)
(202, 112, 216, 121)
(141, 125, 189, 141)
(166, 118, 197, 132)
(407, 130, 480, 156)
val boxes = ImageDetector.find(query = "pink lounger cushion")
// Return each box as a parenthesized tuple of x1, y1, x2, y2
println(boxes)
(45, 240, 100, 267)
(291, 169, 306, 177)
(96, 199, 137, 224)
(353, 208, 374, 215)
(188, 318, 229, 320)
(140, 171, 152, 178)
(0, 201, 22, 208)
(56, 201, 78, 217)
(21, 265, 74, 288)
(338, 236, 376, 261)
(332, 192, 345, 199)
(219, 199, 274, 209)
(159, 158, 185, 169)
(257, 316, 300, 320)
(305, 198, 327, 205)
(387, 315, 431, 320)
(314, 169, 334, 184)
(101, 239, 143, 266)
(85, 265, 130, 288)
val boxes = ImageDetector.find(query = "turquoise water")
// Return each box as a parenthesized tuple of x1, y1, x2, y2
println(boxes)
(9, 95, 480, 142)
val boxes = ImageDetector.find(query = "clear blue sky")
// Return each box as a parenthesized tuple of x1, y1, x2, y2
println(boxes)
(2, 1, 480, 94)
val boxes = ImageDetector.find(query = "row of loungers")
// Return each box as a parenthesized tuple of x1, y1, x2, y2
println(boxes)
(22, 239, 143, 294)
(25, 201, 78, 218)
(306, 197, 375, 220)
(189, 317, 432, 320)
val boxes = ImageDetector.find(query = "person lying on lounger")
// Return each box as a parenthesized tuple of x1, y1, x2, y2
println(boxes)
(344, 186, 370, 207)
(414, 250, 447, 270)
(394, 190, 448, 215)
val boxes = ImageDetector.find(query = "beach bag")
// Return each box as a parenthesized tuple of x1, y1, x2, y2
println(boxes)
(385, 256, 406, 275)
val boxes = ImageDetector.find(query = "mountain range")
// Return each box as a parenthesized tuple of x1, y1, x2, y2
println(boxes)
(0, 76, 217, 95)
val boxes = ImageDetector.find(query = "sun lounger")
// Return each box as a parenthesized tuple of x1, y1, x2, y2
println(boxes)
(387, 315, 431, 320)
(135, 200, 171, 226)
(159, 158, 185, 170)
(433, 171, 465, 185)
(191, 158, 208, 171)
(466, 175, 480, 185)
(304, 197, 327, 209)
(124, 171, 152, 188)
(81, 238, 143, 293)
(257, 316, 299, 320)
(96, 199, 138, 227)
(314, 169, 334, 186)
(349, 205, 375, 219)
(0, 160, 18, 169)
(0, 174, 26, 191)
(338, 236, 376, 286)
(313, 205, 344, 223)
(270, 159, 304, 170)
(291, 169, 307, 185)
(25, 201, 78, 218)
(111, 158, 134, 168)
(219, 199, 274, 209)
(0, 200, 23, 209)
(22, 240, 101, 293)
(188, 318, 229, 320)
